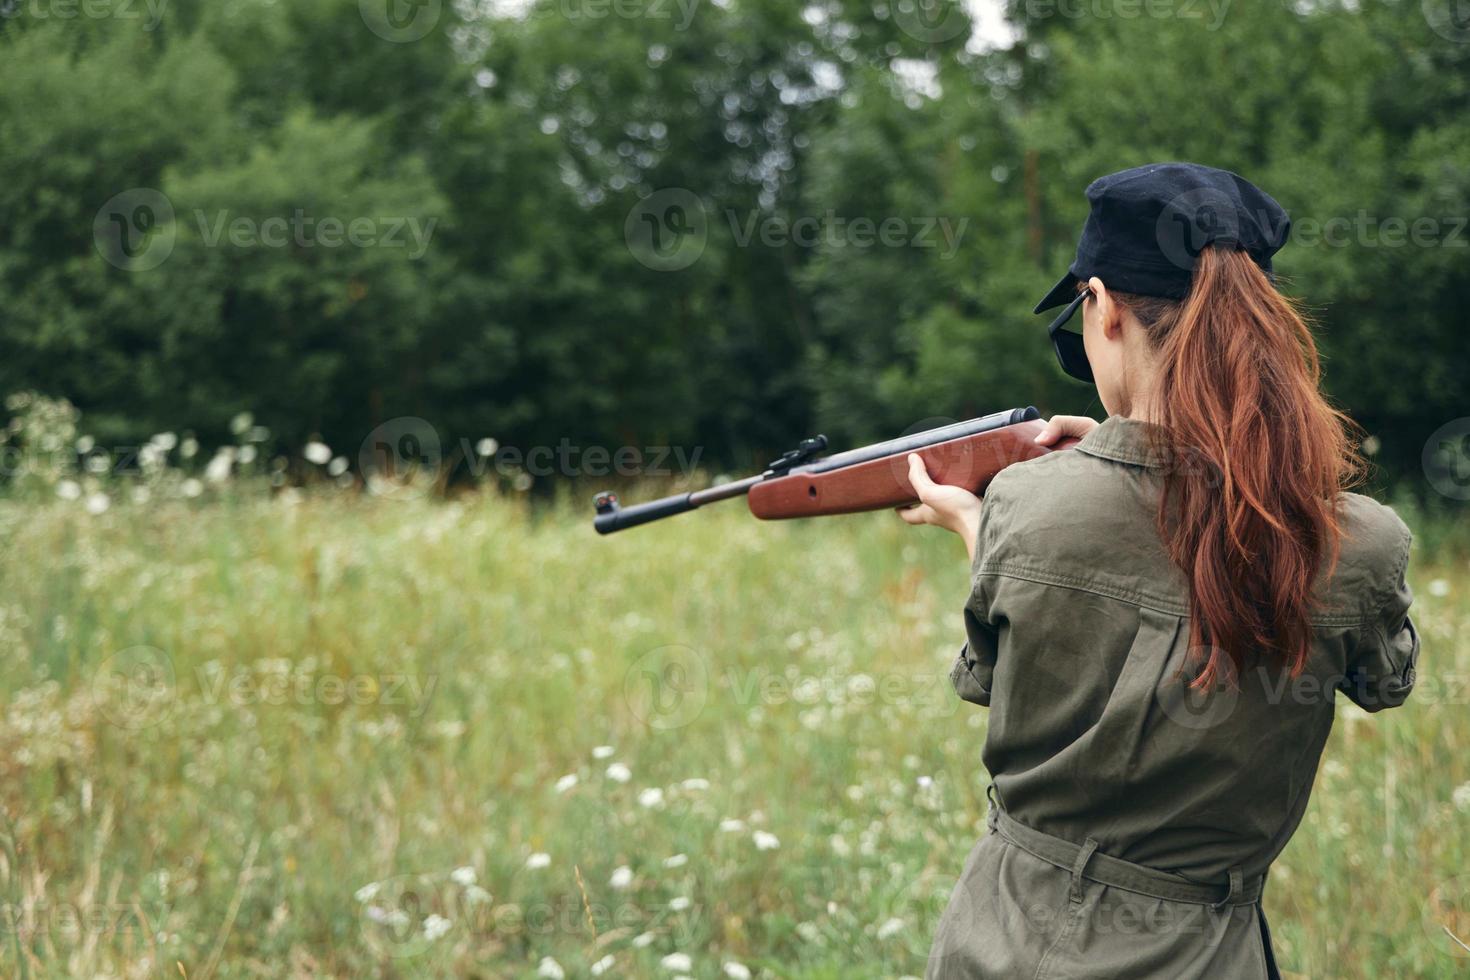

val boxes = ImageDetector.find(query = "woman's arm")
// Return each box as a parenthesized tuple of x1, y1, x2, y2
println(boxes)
(897, 454, 986, 560)
(896, 414, 1099, 561)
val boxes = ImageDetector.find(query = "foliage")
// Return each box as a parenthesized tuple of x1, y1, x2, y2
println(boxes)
(1, 0, 1465, 488)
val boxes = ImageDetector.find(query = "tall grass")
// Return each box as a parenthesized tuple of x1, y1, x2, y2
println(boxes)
(0, 486, 1465, 978)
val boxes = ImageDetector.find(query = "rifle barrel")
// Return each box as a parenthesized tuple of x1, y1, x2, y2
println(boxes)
(593, 474, 764, 534)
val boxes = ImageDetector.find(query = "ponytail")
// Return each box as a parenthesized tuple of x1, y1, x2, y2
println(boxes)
(1114, 247, 1363, 687)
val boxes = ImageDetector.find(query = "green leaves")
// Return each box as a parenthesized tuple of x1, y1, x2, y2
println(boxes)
(0, 0, 1463, 486)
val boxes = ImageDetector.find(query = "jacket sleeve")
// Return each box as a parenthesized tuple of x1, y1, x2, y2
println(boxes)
(950, 486, 1003, 707)
(950, 601, 999, 706)
(1339, 535, 1419, 712)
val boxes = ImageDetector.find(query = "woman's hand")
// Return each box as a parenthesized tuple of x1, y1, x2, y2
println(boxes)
(896, 453, 984, 560)
(1033, 414, 1100, 446)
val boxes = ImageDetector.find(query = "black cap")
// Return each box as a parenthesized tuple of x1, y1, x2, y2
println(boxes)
(1035, 163, 1291, 380)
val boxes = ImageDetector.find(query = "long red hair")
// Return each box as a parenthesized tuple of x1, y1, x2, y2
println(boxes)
(1113, 247, 1363, 687)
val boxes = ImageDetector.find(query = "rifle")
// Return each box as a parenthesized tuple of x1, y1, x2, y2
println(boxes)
(592, 406, 1077, 535)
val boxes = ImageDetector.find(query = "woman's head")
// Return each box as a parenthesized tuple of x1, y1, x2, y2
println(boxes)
(1080, 246, 1364, 686)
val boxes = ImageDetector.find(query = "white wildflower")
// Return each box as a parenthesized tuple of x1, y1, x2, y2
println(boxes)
(180, 436, 198, 459)
(464, 884, 492, 905)
(537, 956, 566, 979)
(638, 787, 665, 808)
(593, 745, 616, 759)
(590, 955, 616, 976)
(422, 914, 452, 941)
(660, 952, 692, 972)
(680, 778, 710, 791)
(525, 852, 551, 870)
(354, 882, 380, 903)
(151, 432, 178, 451)
(304, 441, 332, 465)
(365, 905, 409, 927)
(669, 896, 691, 911)
(131, 485, 151, 504)
(205, 449, 234, 483)
(753, 831, 780, 851)
(663, 853, 688, 869)
(723, 963, 752, 980)
(609, 865, 634, 890)
(328, 455, 349, 477)
(476, 437, 499, 456)
(230, 412, 253, 435)
(876, 917, 905, 940)
(84, 491, 110, 515)
(632, 931, 656, 948)
(606, 762, 631, 783)
(1453, 782, 1470, 812)
(1428, 578, 1450, 598)
(76, 435, 95, 453)
(451, 866, 476, 886)
(181, 478, 203, 498)
(239, 444, 258, 465)
(718, 818, 746, 833)
(555, 773, 579, 793)
(56, 480, 81, 501)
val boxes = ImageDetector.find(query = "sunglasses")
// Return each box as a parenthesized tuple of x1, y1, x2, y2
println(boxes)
(1047, 287, 1095, 383)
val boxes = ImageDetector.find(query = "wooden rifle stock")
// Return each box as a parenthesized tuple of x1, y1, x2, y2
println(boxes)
(748, 418, 1075, 519)
(592, 406, 1078, 534)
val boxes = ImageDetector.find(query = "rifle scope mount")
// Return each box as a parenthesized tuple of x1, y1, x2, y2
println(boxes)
(765, 434, 828, 474)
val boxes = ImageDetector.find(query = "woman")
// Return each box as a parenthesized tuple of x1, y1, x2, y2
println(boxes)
(899, 164, 1419, 979)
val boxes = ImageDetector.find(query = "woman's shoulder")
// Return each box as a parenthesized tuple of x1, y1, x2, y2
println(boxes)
(1323, 493, 1413, 618)
(1335, 493, 1412, 551)
(978, 447, 1173, 582)
(983, 443, 1144, 518)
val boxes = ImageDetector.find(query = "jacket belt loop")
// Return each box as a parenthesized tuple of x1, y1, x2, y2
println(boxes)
(1212, 867, 1244, 912)
(1069, 837, 1099, 904)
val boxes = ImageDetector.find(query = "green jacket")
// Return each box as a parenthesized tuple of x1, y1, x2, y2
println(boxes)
(928, 417, 1418, 979)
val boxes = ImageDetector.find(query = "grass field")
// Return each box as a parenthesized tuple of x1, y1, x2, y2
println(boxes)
(0, 484, 1467, 978)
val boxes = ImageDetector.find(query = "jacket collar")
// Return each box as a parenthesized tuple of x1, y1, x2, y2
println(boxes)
(1074, 416, 1173, 469)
